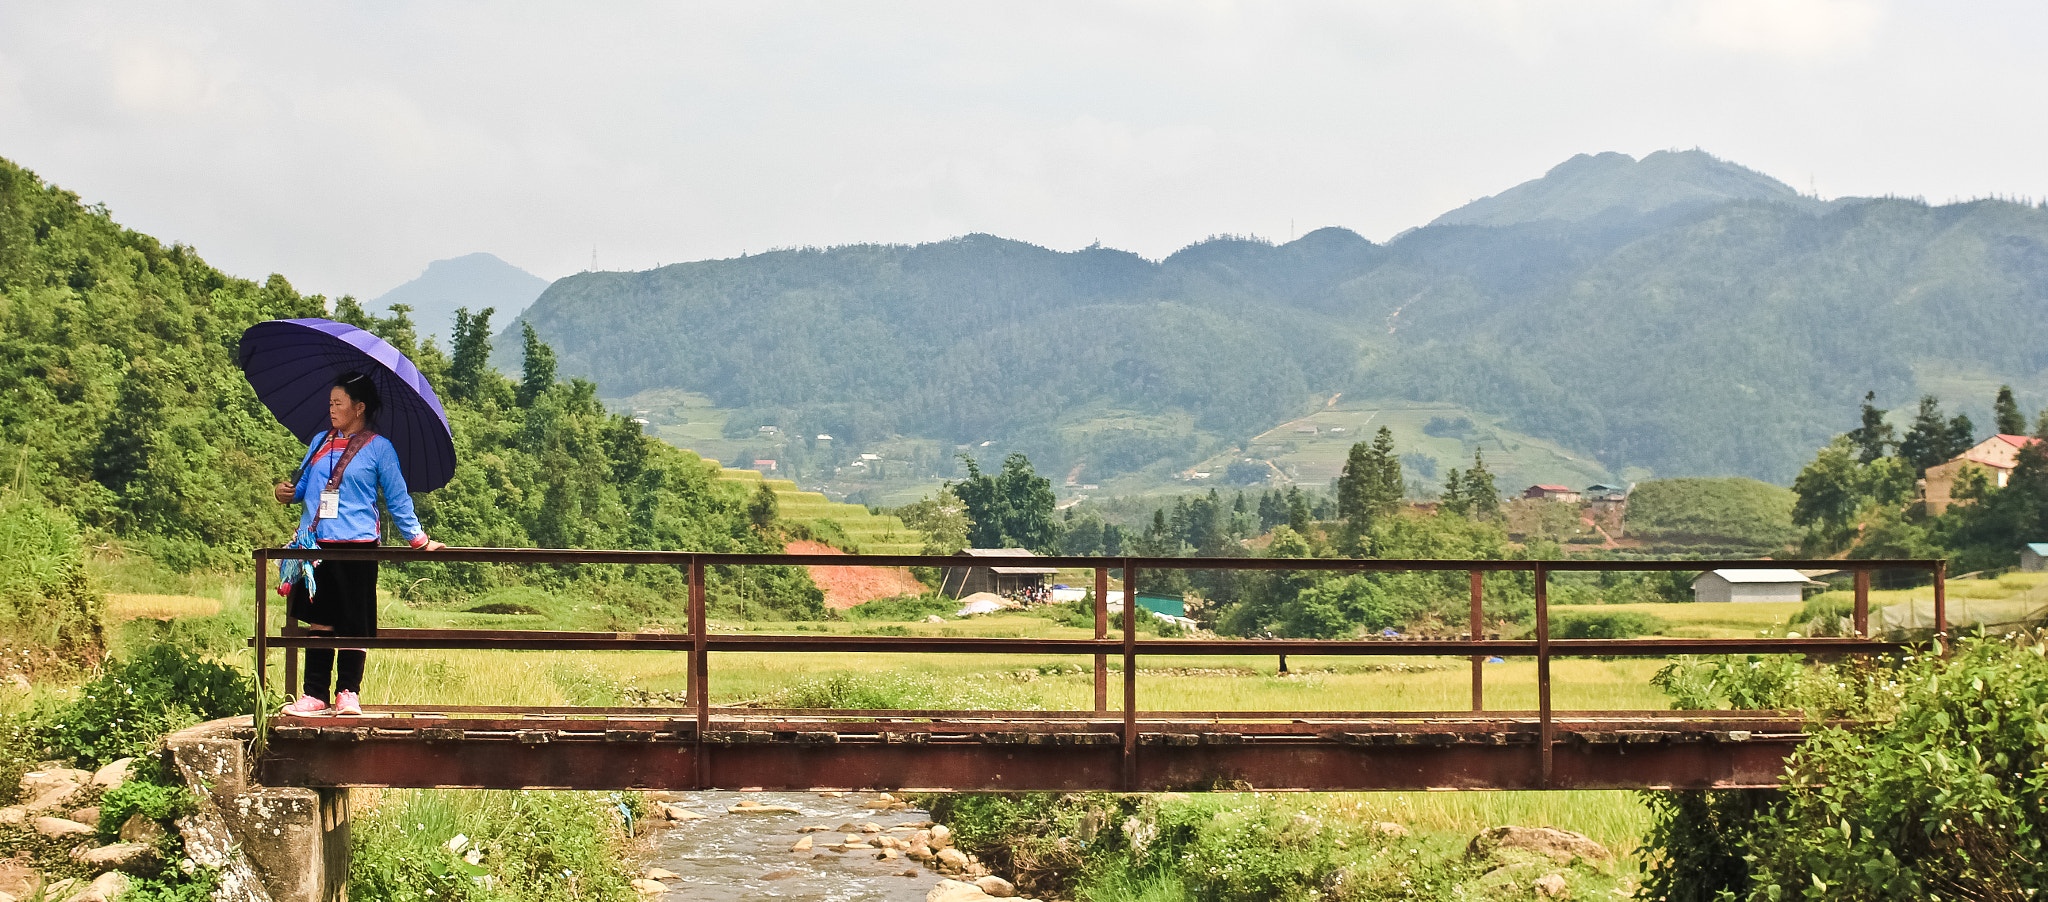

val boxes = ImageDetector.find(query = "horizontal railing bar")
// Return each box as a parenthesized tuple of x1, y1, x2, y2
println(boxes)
(333, 703, 1805, 719)
(254, 546, 1942, 574)
(254, 632, 1906, 657)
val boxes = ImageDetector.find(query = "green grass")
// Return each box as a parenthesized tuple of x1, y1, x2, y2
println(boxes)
(1233, 398, 1617, 494)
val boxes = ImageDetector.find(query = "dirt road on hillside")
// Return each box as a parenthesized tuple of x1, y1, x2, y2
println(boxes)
(785, 540, 930, 609)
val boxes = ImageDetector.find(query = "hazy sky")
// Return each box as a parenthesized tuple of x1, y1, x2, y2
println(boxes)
(2, 1, 2042, 299)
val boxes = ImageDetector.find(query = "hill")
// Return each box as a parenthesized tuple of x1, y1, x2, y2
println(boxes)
(1428, 149, 1821, 227)
(371, 252, 549, 342)
(499, 150, 2048, 491)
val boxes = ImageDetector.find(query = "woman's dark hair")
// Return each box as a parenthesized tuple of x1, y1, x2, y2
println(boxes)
(335, 372, 381, 427)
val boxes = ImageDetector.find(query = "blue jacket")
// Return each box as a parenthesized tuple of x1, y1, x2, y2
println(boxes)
(292, 432, 427, 544)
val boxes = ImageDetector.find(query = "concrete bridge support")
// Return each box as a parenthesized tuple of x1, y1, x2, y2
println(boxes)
(164, 717, 349, 902)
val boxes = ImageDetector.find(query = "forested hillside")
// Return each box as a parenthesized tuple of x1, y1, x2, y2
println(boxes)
(503, 150, 2048, 486)
(0, 156, 817, 617)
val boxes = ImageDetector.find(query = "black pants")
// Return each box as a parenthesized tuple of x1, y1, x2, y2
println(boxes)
(285, 539, 379, 701)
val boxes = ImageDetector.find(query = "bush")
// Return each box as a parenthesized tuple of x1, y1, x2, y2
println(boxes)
(28, 640, 257, 767)
(842, 593, 956, 622)
(1552, 610, 1666, 640)
(0, 494, 106, 669)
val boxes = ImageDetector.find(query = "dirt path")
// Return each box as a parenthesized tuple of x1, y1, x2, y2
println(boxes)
(785, 540, 929, 609)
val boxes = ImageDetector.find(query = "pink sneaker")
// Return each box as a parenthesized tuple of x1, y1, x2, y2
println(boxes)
(281, 694, 329, 716)
(334, 690, 364, 716)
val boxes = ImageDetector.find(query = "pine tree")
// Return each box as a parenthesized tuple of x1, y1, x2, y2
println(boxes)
(1440, 468, 1468, 518)
(516, 322, 557, 407)
(1846, 391, 1896, 464)
(1995, 385, 2027, 436)
(447, 306, 496, 403)
(1465, 450, 1500, 519)
(1898, 396, 1952, 473)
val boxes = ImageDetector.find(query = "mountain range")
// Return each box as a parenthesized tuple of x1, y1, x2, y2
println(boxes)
(494, 150, 2048, 488)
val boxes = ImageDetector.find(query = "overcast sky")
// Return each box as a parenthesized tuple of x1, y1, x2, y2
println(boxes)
(2, 1, 2042, 299)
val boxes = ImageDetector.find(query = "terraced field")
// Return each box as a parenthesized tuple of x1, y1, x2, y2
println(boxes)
(1222, 398, 1621, 493)
(715, 468, 925, 555)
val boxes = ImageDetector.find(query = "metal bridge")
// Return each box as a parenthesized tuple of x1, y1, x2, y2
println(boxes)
(250, 550, 1941, 793)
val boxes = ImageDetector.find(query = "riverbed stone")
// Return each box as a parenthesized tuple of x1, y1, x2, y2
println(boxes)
(69, 806, 100, 826)
(0, 859, 39, 897)
(1468, 826, 1612, 863)
(936, 847, 969, 871)
(91, 759, 134, 789)
(927, 880, 994, 902)
(727, 803, 801, 814)
(798, 825, 833, 832)
(118, 814, 165, 844)
(660, 804, 705, 821)
(859, 822, 883, 833)
(0, 806, 24, 825)
(791, 836, 813, 852)
(34, 815, 93, 837)
(73, 841, 158, 872)
(929, 824, 953, 848)
(641, 867, 679, 881)
(630, 876, 670, 895)
(1535, 873, 1568, 896)
(975, 875, 1017, 897)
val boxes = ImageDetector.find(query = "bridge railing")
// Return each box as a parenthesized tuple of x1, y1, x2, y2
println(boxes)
(251, 550, 1938, 785)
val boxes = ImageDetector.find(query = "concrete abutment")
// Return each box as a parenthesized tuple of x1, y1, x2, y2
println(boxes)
(164, 717, 348, 902)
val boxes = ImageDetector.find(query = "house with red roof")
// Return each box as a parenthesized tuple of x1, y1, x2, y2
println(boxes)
(1521, 484, 1582, 503)
(1923, 434, 2043, 514)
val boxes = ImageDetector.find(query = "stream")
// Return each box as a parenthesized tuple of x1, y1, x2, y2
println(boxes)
(631, 791, 946, 901)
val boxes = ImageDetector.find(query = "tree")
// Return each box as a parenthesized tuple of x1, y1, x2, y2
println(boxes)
(1464, 451, 1500, 519)
(746, 481, 779, 531)
(895, 488, 971, 555)
(1285, 487, 1313, 535)
(1845, 391, 1895, 463)
(1790, 438, 1861, 531)
(1336, 427, 1402, 536)
(1995, 385, 2027, 436)
(1440, 468, 1467, 518)
(1897, 396, 1951, 473)
(950, 453, 1057, 552)
(516, 322, 558, 407)
(447, 306, 496, 403)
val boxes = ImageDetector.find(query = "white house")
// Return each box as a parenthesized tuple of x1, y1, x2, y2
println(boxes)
(1690, 569, 1818, 604)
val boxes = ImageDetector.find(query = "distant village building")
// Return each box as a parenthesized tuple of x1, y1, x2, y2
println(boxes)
(940, 549, 1058, 598)
(816, 434, 833, 441)
(757, 425, 779, 434)
(2021, 543, 2048, 573)
(1923, 434, 2043, 515)
(752, 459, 777, 471)
(1522, 485, 1581, 503)
(1294, 425, 1317, 434)
(1690, 569, 1819, 604)
(1584, 484, 1628, 502)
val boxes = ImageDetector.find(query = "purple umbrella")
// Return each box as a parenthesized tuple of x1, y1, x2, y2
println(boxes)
(238, 318, 456, 492)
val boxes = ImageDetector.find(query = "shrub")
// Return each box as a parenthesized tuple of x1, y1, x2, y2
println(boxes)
(28, 640, 257, 767)
(1552, 610, 1666, 640)
(842, 593, 956, 622)
(0, 494, 106, 669)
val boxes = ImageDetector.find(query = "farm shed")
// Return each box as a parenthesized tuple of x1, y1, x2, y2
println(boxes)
(2021, 543, 2048, 573)
(1690, 569, 1819, 604)
(940, 548, 1057, 598)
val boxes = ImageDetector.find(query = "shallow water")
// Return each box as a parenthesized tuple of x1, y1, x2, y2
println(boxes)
(633, 791, 942, 901)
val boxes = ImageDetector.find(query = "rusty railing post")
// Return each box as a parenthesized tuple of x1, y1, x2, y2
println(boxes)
(1933, 559, 1948, 652)
(1853, 568, 1870, 637)
(1535, 562, 1552, 788)
(1094, 567, 1109, 715)
(690, 556, 709, 789)
(1469, 569, 1484, 712)
(1122, 561, 1138, 791)
(254, 550, 269, 715)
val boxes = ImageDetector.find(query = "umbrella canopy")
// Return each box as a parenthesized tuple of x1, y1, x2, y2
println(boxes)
(238, 318, 456, 492)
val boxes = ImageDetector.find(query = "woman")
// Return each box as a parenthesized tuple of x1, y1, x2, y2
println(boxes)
(273, 371, 445, 716)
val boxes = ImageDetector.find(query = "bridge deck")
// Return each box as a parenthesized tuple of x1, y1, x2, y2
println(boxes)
(259, 707, 1815, 792)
